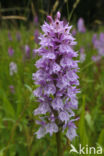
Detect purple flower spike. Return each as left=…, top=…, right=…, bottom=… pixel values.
left=34, top=15, right=38, bottom=25
left=34, top=29, right=39, bottom=44
left=92, top=55, right=101, bottom=62
left=72, top=28, right=77, bottom=37
left=8, top=47, right=14, bottom=56
left=16, top=32, right=21, bottom=41
left=77, top=18, right=86, bottom=33
left=25, top=45, right=30, bottom=59
left=92, top=32, right=104, bottom=61
left=33, top=12, right=80, bottom=140
left=100, top=33, right=104, bottom=42
left=92, top=34, right=97, bottom=45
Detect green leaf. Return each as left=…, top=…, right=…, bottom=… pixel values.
left=98, top=129, right=104, bottom=147
left=24, top=84, right=32, bottom=92
left=1, top=90, right=15, bottom=118
left=79, top=95, right=89, bottom=146
left=85, top=112, right=94, bottom=132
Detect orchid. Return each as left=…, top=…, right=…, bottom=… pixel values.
left=33, top=12, right=80, bottom=141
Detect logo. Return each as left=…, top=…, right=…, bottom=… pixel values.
left=70, top=144, right=102, bottom=155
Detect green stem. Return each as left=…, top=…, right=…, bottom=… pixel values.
left=56, top=131, right=62, bottom=156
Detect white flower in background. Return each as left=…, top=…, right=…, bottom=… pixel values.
left=9, top=62, right=17, bottom=76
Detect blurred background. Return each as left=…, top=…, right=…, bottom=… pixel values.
left=0, top=0, right=104, bottom=156
left=0, top=0, right=104, bottom=27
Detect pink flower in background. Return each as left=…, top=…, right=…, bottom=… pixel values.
left=80, top=47, right=86, bottom=63
left=16, top=32, right=21, bottom=41
left=98, top=33, right=104, bottom=56
left=92, top=34, right=99, bottom=49
left=8, top=47, right=14, bottom=56
left=92, top=33, right=104, bottom=62
left=8, top=32, right=12, bottom=41
left=72, top=28, right=77, bottom=37
left=92, top=55, right=101, bottom=62
left=9, top=85, right=15, bottom=94
left=34, top=29, right=39, bottom=44
left=99, top=33, right=104, bottom=42
left=25, top=45, right=30, bottom=59
left=92, top=34, right=97, bottom=45
left=34, top=15, right=38, bottom=26
left=77, top=18, right=86, bottom=33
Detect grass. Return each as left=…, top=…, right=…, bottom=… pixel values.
left=0, top=24, right=104, bottom=156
